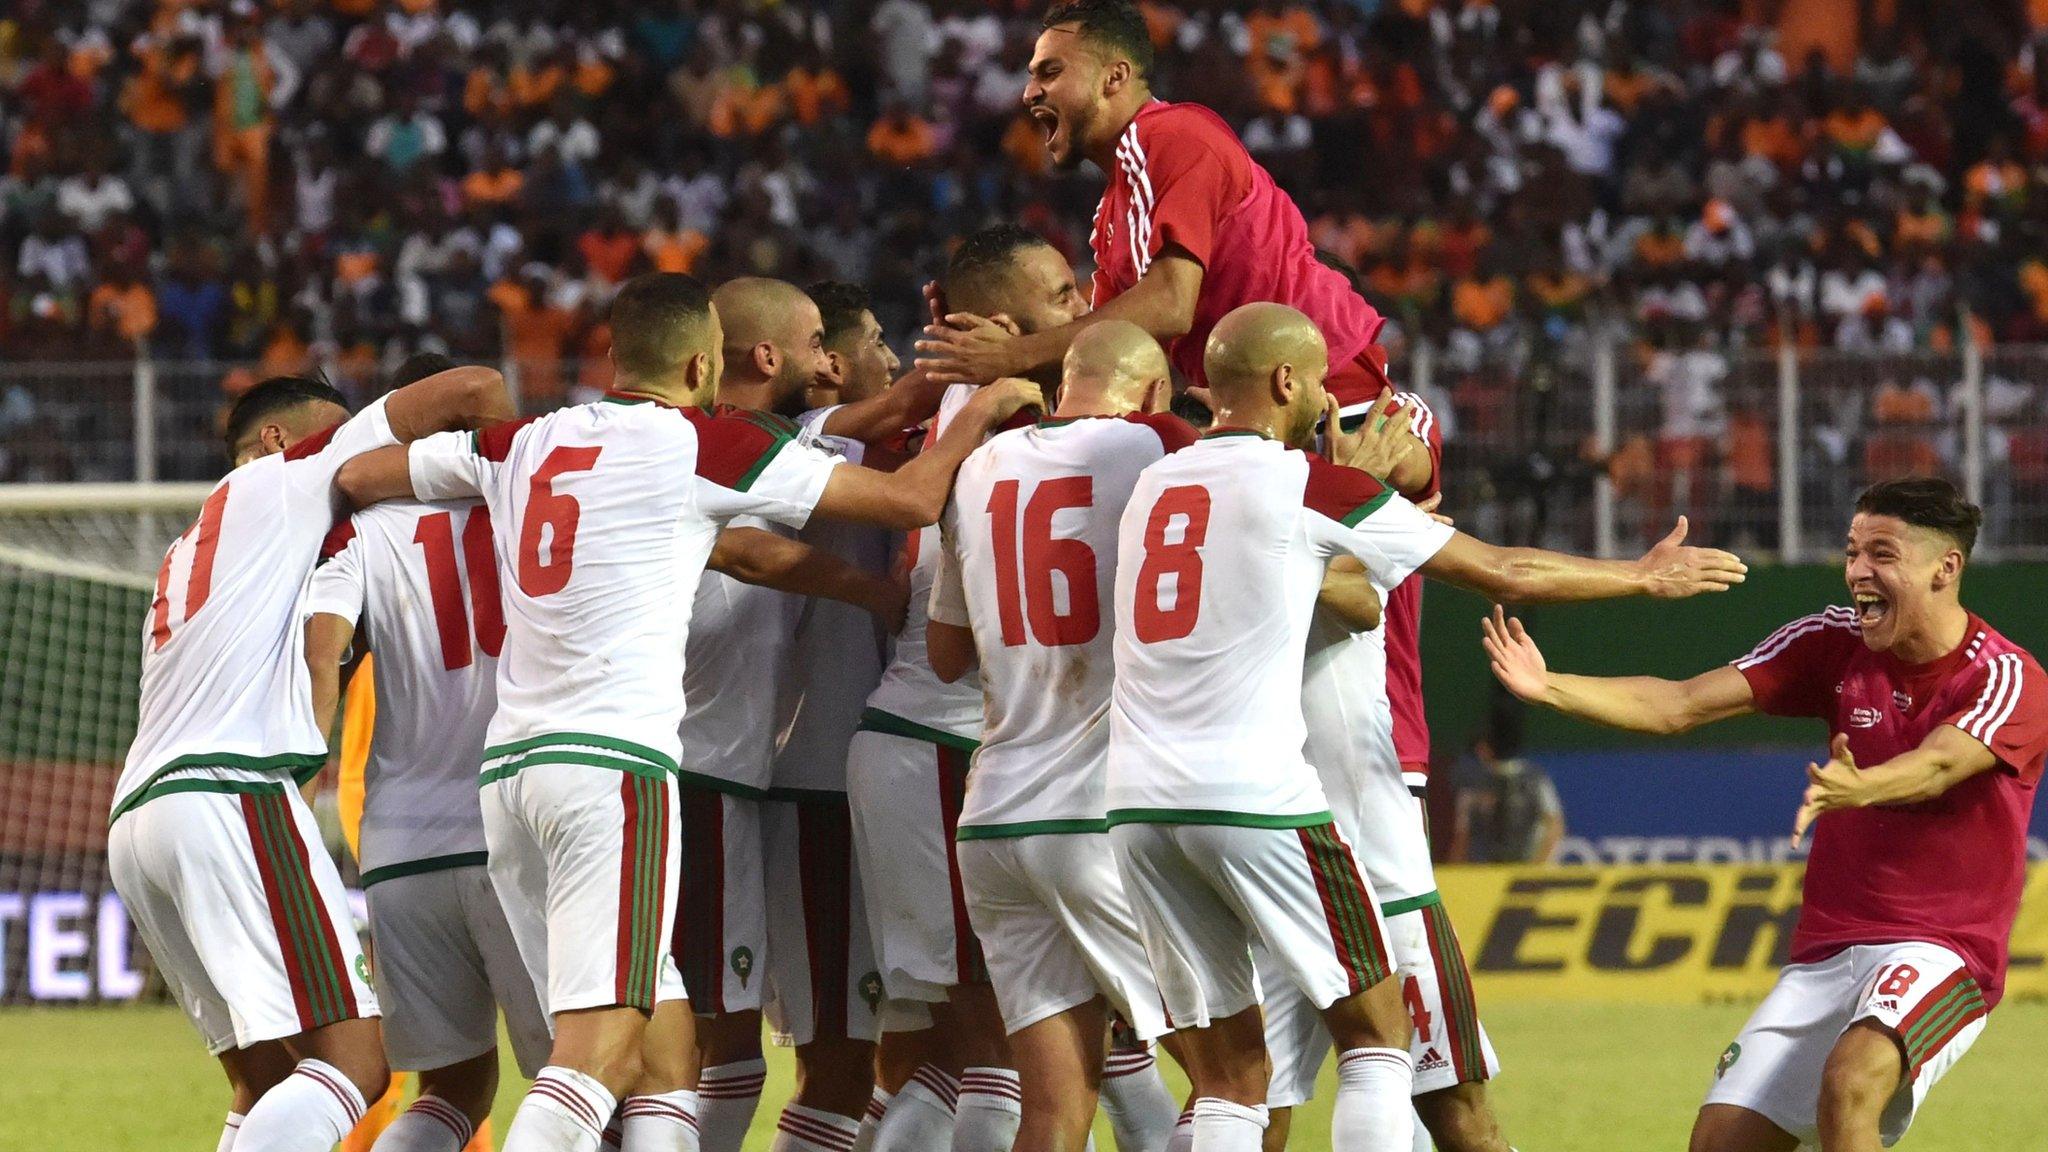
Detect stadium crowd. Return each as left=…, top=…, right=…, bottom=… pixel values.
left=1, top=0, right=2046, bottom=532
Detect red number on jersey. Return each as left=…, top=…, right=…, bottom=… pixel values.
left=986, top=476, right=1101, bottom=647
left=412, top=507, right=504, bottom=669
left=1132, top=484, right=1210, bottom=643
left=517, top=446, right=602, bottom=596
left=1403, top=975, right=1434, bottom=1042
left=1877, top=964, right=1920, bottom=998
left=149, top=483, right=230, bottom=650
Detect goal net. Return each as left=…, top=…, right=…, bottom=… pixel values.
left=0, top=483, right=210, bottom=1005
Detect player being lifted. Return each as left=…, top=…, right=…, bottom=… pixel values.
left=916, top=0, right=1393, bottom=417
left=1105, top=303, right=1746, bottom=1152
left=335, top=273, right=1038, bottom=1152
left=924, top=321, right=1193, bottom=1152
left=110, top=364, right=512, bottom=1152
left=1482, top=477, right=2046, bottom=1152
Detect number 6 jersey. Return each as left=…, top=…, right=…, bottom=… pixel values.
left=407, top=394, right=841, bottom=778
left=1107, top=429, right=1454, bottom=826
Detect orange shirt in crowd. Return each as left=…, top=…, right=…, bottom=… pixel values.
left=489, top=280, right=577, bottom=401
left=462, top=167, right=524, bottom=206
left=710, top=81, right=783, bottom=139
left=126, top=45, right=201, bottom=132
left=88, top=282, right=157, bottom=341
left=868, top=115, right=937, bottom=165
left=1823, top=107, right=1888, bottom=154
left=1452, top=274, right=1515, bottom=331
left=1000, top=113, right=1049, bottom=176
left=464, top=69, right=515, bottom=119
left=784, top=67, right=849, bottom=126
left=578, top=229, right=640, bottom=284
left=1726, top=412, right=1774, bottom=491
left=510, top=62, right=564, bottom=109
left=644, top=227, right=709, bottom=274
left=1742, top=114, right=1807, bottom=168
left=260, top=327, right=312, bottom=377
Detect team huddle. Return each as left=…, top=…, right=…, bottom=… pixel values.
left=104, top=5, right=2047, bottom=1152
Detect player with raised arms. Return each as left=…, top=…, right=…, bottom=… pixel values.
left=1482, top=477, right=2046, bottom=1152
left=333, top=273, right=1038, bottom=1152
left=110, top=362, right=513, bottom=1152
left=1105, top=302, right=1746, bottom=1152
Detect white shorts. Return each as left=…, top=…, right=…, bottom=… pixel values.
left=671, top=785, right=767, bottom=1015
left=108, top=783, right=379, bottom=1054
left=1110, top=820, right=1395, bottom=1031
left=1323, top=762, right=1436, bottom=907
left=958, top=832, right=1170, bottom=1041
left=1703, top=941, right=1989, bottom=1147
left=1258, top=894, right=1499, bottom=1105
left=763, top=793, right=882, bottom=1047
left=481, top=759, right=685, bottom=1016
left=846, top=730, right=984, bottom=1003
left=366, top=863, right=552, bottom=1076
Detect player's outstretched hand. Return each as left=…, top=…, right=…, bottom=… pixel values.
left=916, top=312, right=1024, bottom=385
left=956, top=376, right=1044, bottom=429
left=1481, top=605, right=1548, bottom=702
left=1323, top=389, right=1414, bottom=482
left=1635, top=516, right=1748, bottom=598
left=1792, top=734, right=1861, bottom=847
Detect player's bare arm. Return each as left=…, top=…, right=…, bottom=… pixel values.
left=304, top=611, right=360, bottom=739
left=927, top=619, right=977, bottom=683
left=708, top=526, right=909, bottom=633
left=915, top=250, right=1201, bottom=385
left=1483, top=605, right=1757, bottom=734
left=380, top=364, right=517, bottom=442
left=335, top=444, right=418, bottom=507
left=812, top=377, right=1042, bottom=528
left=816, top=364, right=953, bottom=446
left=1792, top=726, right=2000, bottom=845
left=1423, top=515, right=1747, bottom=604
left=1318, top=557, right=1383, bottom=632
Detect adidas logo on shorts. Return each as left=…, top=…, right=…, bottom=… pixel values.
left=1417, top=1047, right=1449, bottom=1073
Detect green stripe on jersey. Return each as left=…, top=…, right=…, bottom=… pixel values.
left=1105, top=808, right=1335, bottom=829
left=856, top=708, right=980, bottom=752
left=956, top=818, right=1110, bottom=840
left=360, top=851, right=490, bottom=888
left=110, top=753, right=324, bottom=824
left=483, top=732, right=678, bottom=773
left=480, top=748, right=672, bottom=786
left=1341, top=487, right=1394, bottom=527
left=1379, top=890, right=1442, bottom=918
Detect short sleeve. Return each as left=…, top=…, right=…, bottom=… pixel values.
left=410, top=427, right=498, bottom=502
left=1731, top=610, right=1858, bottom=718
left=304, top=521, right=367, bottom=626
left=1313, top=484, right=1456, bottom=588
left=927, top=511, right=969, bottom=628
left=1136, top=110, right=1252, bottom=268
left=693, top=410, right=838, bottom=529
left=281, top=395, right=397, bottom=506
left=1943, top=652, right=2048, bottom=782
left=1394, top=390, right=1445, bottom=503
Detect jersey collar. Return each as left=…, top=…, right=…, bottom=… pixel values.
left=1202, top=426, right=1270, bottom=441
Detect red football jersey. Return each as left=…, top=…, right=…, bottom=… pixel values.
left=1735, top=607, right=2048, bottom=1006
left=1088, top=100, right=1385, bottom=401
left=1380, top=393, right=1444, bottom=773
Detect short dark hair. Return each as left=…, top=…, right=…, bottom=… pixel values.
left=224, top=375, right=348, bottom=456
left=391, top=352, right=457, bottom=389
left=1855, top=477, right=1984, bottom=558
left=944, top=224, right=1053, bottom=307
left=807, top=281, right=873, bottom=348
left=609, top=272, right=714, bottom=379
left=1042, top=0, right=1155, bottom=79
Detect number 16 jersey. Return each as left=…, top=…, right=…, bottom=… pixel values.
left=1107, top=430, right=1453, bottom=826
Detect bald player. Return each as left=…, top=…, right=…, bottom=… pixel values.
left=925, top=321, right=1193, bottom=1152
left=1106, top=304, right=1748, bottom=1152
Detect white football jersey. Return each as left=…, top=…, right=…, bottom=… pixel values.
left=408, top=396, right=839, bottom=777
left=677, top=516, right=802, bottom=794
left=931, top=413, right=1197, bottom=836
left=115, top=397, right=397, bottom=821
left=303, top=497, right=502, bottom=879
left=1106, top=431, right=1453, bottom=823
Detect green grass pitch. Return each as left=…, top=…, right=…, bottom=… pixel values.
left=4, top=1002, right=2044, bottom=1148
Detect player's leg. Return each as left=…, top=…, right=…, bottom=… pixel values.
left=1395, top=899, right=1507, bottom=1152
left=1688, top=1106, right=1801, bottom=1152
left=674, top=787, right=770, bottom=1152
left=1099, top=1025, right=1181, bottom=1152
left=862, top=1009, right=946, bottom=1151
left=1815, top=942, right=1989, bottom=1152
left=1693, top=952, right=1855, bottom=1152
left=1251, top=951, right=1327, bottom=1152
left=621, top=989, right=703, bottom=1152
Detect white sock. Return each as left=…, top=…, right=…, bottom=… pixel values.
left=1332, top=1048, right=1416, bottom=1152
left=1410, top=1108, right=1433, bottom=1152
left=504, top=1065, right=617, bottom=1152
left=623, top=1088, right=701, bottom=1152
left=217, top=1111, right=245, bottom=1152
left=601, top=1113, right=626, bottom=1152
left=953, top=1067, right=1021, bottom=1152
left=1100, top=1047, right=1179, bottom=1152
left=1165, top=1108, right=1194, bottom=1152
left=853, top=1087, right=892, bottom=1152
left=697, top=1059, right=767, bottom=1152
left=235, top=1060, right=367, bottom=1152
left=871, top=1066, right=958, bottom=1152
left=372, top=1094, right=475, bottom=1152
left=1189, top=1099, right=1266, bottom=1152
left=773, top=1101, right=862, bottom=1151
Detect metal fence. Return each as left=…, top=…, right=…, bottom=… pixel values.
left=2, top=339, right=2042, bottom=560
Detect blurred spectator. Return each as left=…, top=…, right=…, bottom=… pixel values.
left=1450, top=701, right=1565, bottom=865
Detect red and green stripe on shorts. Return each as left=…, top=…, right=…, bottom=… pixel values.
left=1296, top=822, right=1393, bottom=995
left=1895, top=968, right=1988, bottom=1080
left=241, top=787, right=362, bottom=1032
left=615, top=773, right=672, bottom=1012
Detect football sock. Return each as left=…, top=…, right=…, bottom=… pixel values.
left=1333, top=1048, right=1416, bottom=1152
left=1165, top=1108, right=1194, bottom=1152
left=236, top=1060, right=366, bottom=1152
left=1189, top=1099, right=1266, bottom=1152
left=953, top=1067, right=1021, bottom=1152
left=1409, top=1109, right=1432, bottom=1152
left=622, top=1088, right=701, bottom=1152
left=600, top=1113, right=625, bottom=1152
left=871, top=1065, right=957, bottom=1152
left=852, top=1087, right=891, bottom=1152
left=772, top=1102, right=862, bottom=1152
left=697, top=1059, right=767, bottom=1152
left=502, top=1066, right=616, bottom=1152
left=1100, top=1046, right=1178, bottom=1152
left=371, top=1094, right=474, bottom=1152
left=216, top=1110, right=245, bottom=1152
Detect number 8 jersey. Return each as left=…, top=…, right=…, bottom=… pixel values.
left=1107, top=429, right=1454, bottom=826
left=407, top=394, right=841, bottom=777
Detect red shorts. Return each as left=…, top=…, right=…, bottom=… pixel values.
left=1326, top=344, right=1396, bottom=412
